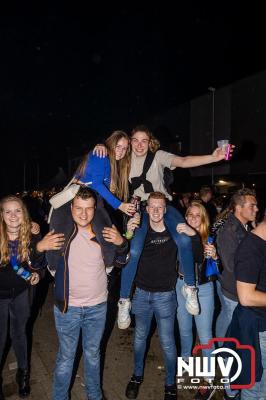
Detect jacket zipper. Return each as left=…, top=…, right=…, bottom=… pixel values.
left=62, top=225, right=77, bottom=313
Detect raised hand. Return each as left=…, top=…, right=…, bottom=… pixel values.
left=92, top=144, right=108, bottom=158
left=36, top=230, right=65, bottom=253
left=31, top=222, right=40, bottom=235
left=176, top=223, right=196, bottom=237
left=118, top=202, right=136, bottom=216
left=102, top=224, right=124, bottom=246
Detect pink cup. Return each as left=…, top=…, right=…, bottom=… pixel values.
left=217, top=140, right=231, bottom=160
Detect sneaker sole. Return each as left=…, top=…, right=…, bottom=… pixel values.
left=185, top=304, right=199, bottom=315
left=181, top=286, right=200, bottom=315
left=118, top=318, right=131, bottom=329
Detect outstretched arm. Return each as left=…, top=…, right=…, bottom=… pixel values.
left=170, top=146, right=234, bottom=168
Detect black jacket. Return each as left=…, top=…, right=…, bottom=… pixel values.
left=52, top=223, right=129, bottom=313
left=216, top=213, right=248, bottom=301
left=0, top=234, right=46, bottom=299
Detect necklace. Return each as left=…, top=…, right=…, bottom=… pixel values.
left=7, top=228, right=20, bottom=234
left=7, top=229, right=19, bottom=240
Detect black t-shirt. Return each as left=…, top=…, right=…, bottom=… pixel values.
left=235, top=232, right=266, bottom=318
left=135, top=226, right=177, bottom=292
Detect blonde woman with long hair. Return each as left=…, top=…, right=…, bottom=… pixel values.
left=176, top=201, right=218, bottom=400
left=0, top=195, right=64, bottom=400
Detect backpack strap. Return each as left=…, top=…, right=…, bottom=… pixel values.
left=129, top=151, right=155, bottom=196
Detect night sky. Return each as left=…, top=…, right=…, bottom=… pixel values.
left=1, top=6, right=265, bottom=193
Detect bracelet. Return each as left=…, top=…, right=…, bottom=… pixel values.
left=124, top=231, right=133, bottom=240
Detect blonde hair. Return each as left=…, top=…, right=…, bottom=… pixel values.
left=185, top=201, right=210, bottom=244
left=75, top=131, right=131, bottom=202
left=0, top=196, right=31, bottom=265
left=131, top=125, right=160, bottom=153
left=105, top=130, right=131, bottom=201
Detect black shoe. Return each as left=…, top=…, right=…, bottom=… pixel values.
left=0, top=377, right=5, bottom=400
left=125, top=375, right=143, bottom=399
left=223, top=390, right=240, bottom=400
left=16, top=369, right=30, bottom=398
left=164, top=384, right=177, bottom=400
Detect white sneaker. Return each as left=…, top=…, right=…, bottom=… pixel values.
left=106, top=266, right=114, bottom=275
left=117, top=298, right=131, bottom=329
left=181, top=284, right=199, bottom=315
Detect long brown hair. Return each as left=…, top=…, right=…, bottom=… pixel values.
left=105, top=130, right=131, bottom=201
left=0, top=196, right=31, bottom=265
left=75, top=130, right=131, bottom=202
left=185, top=201, right=210, bottom=244
left=131, top=125, right=160, bottom=153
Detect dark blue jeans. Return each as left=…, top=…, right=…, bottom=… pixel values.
left=120, top=205, right=195, bottom=298
left=0, top=290, right=30, bottom=371
left=132, top=288, right=177, bottom=385
left=53, top=302, right=107, bottom=400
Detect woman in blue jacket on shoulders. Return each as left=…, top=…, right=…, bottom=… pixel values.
left=48, top=130, right=134, bottom=268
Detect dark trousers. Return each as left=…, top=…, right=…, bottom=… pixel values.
left=0, top=290, right=30, bottom=371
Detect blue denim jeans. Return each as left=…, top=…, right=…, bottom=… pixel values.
left=241, top=330, right=266, bottom=399
left=215, top=280, right=238, bottom=339
left=52, top=302, right=107, bottom=400
left=120, top=205, right=195, bottom=298
left=215, top=280, right=239, bottom=397
left=176, top=279, right=215, bottom=379
left=131, top=287, right=177, bottom=386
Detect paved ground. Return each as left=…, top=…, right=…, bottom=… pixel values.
left=2, top=275, right=224, bottom=399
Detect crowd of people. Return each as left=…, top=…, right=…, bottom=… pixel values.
left=0, top=125, right=265, bottom=400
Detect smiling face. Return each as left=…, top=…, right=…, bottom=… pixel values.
left=114, top=137, right=129, bottom=160
left=2, top=200, right=24, bottom=231
left=71, top=196, right=96, bottom=229
left=131, top=131, right=150, bottom=157
left=186, top=205, right=202, bottom=231
left=146, top=197, right=166, bottom=224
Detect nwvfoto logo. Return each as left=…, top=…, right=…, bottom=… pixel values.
left=177, top=338, right=256, bottom=389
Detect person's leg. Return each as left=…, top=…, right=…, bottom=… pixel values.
left=118, top=214, right=148, bottom=329
left=82, top=302, right=107, bottom=400
left=92, top=200, right=116, bottom=267
left=215, top=281, right=238, bottom=340
left=215, top=281, right=239, bottom=398
left=176, top=279, right=193, bottom=359
left=194, top=283, right=215, bottom=379
left=131, top=288, right=153, bottom=378
left=153, top=290, right=177, bottom=386
left=47, top=202, right=74, bottom=269
left=241, top=330, right=266, bottom=399
left=165, top=205, right=199, bottom=317
left=0, top=297, right=10, bottom=394
left=0, top=298, right=10, bottom=364
left=120, top=213, right=148, bottom=298
left=9, top=290, right=30, bottom=370
left=164, top=205, right=195, bottom=286
left=9, top=290, right=31, bottom=397
left=52, top=306, right=81, bottom=400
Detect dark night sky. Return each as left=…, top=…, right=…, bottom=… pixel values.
left=1, top=6, right=266, bottom=192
